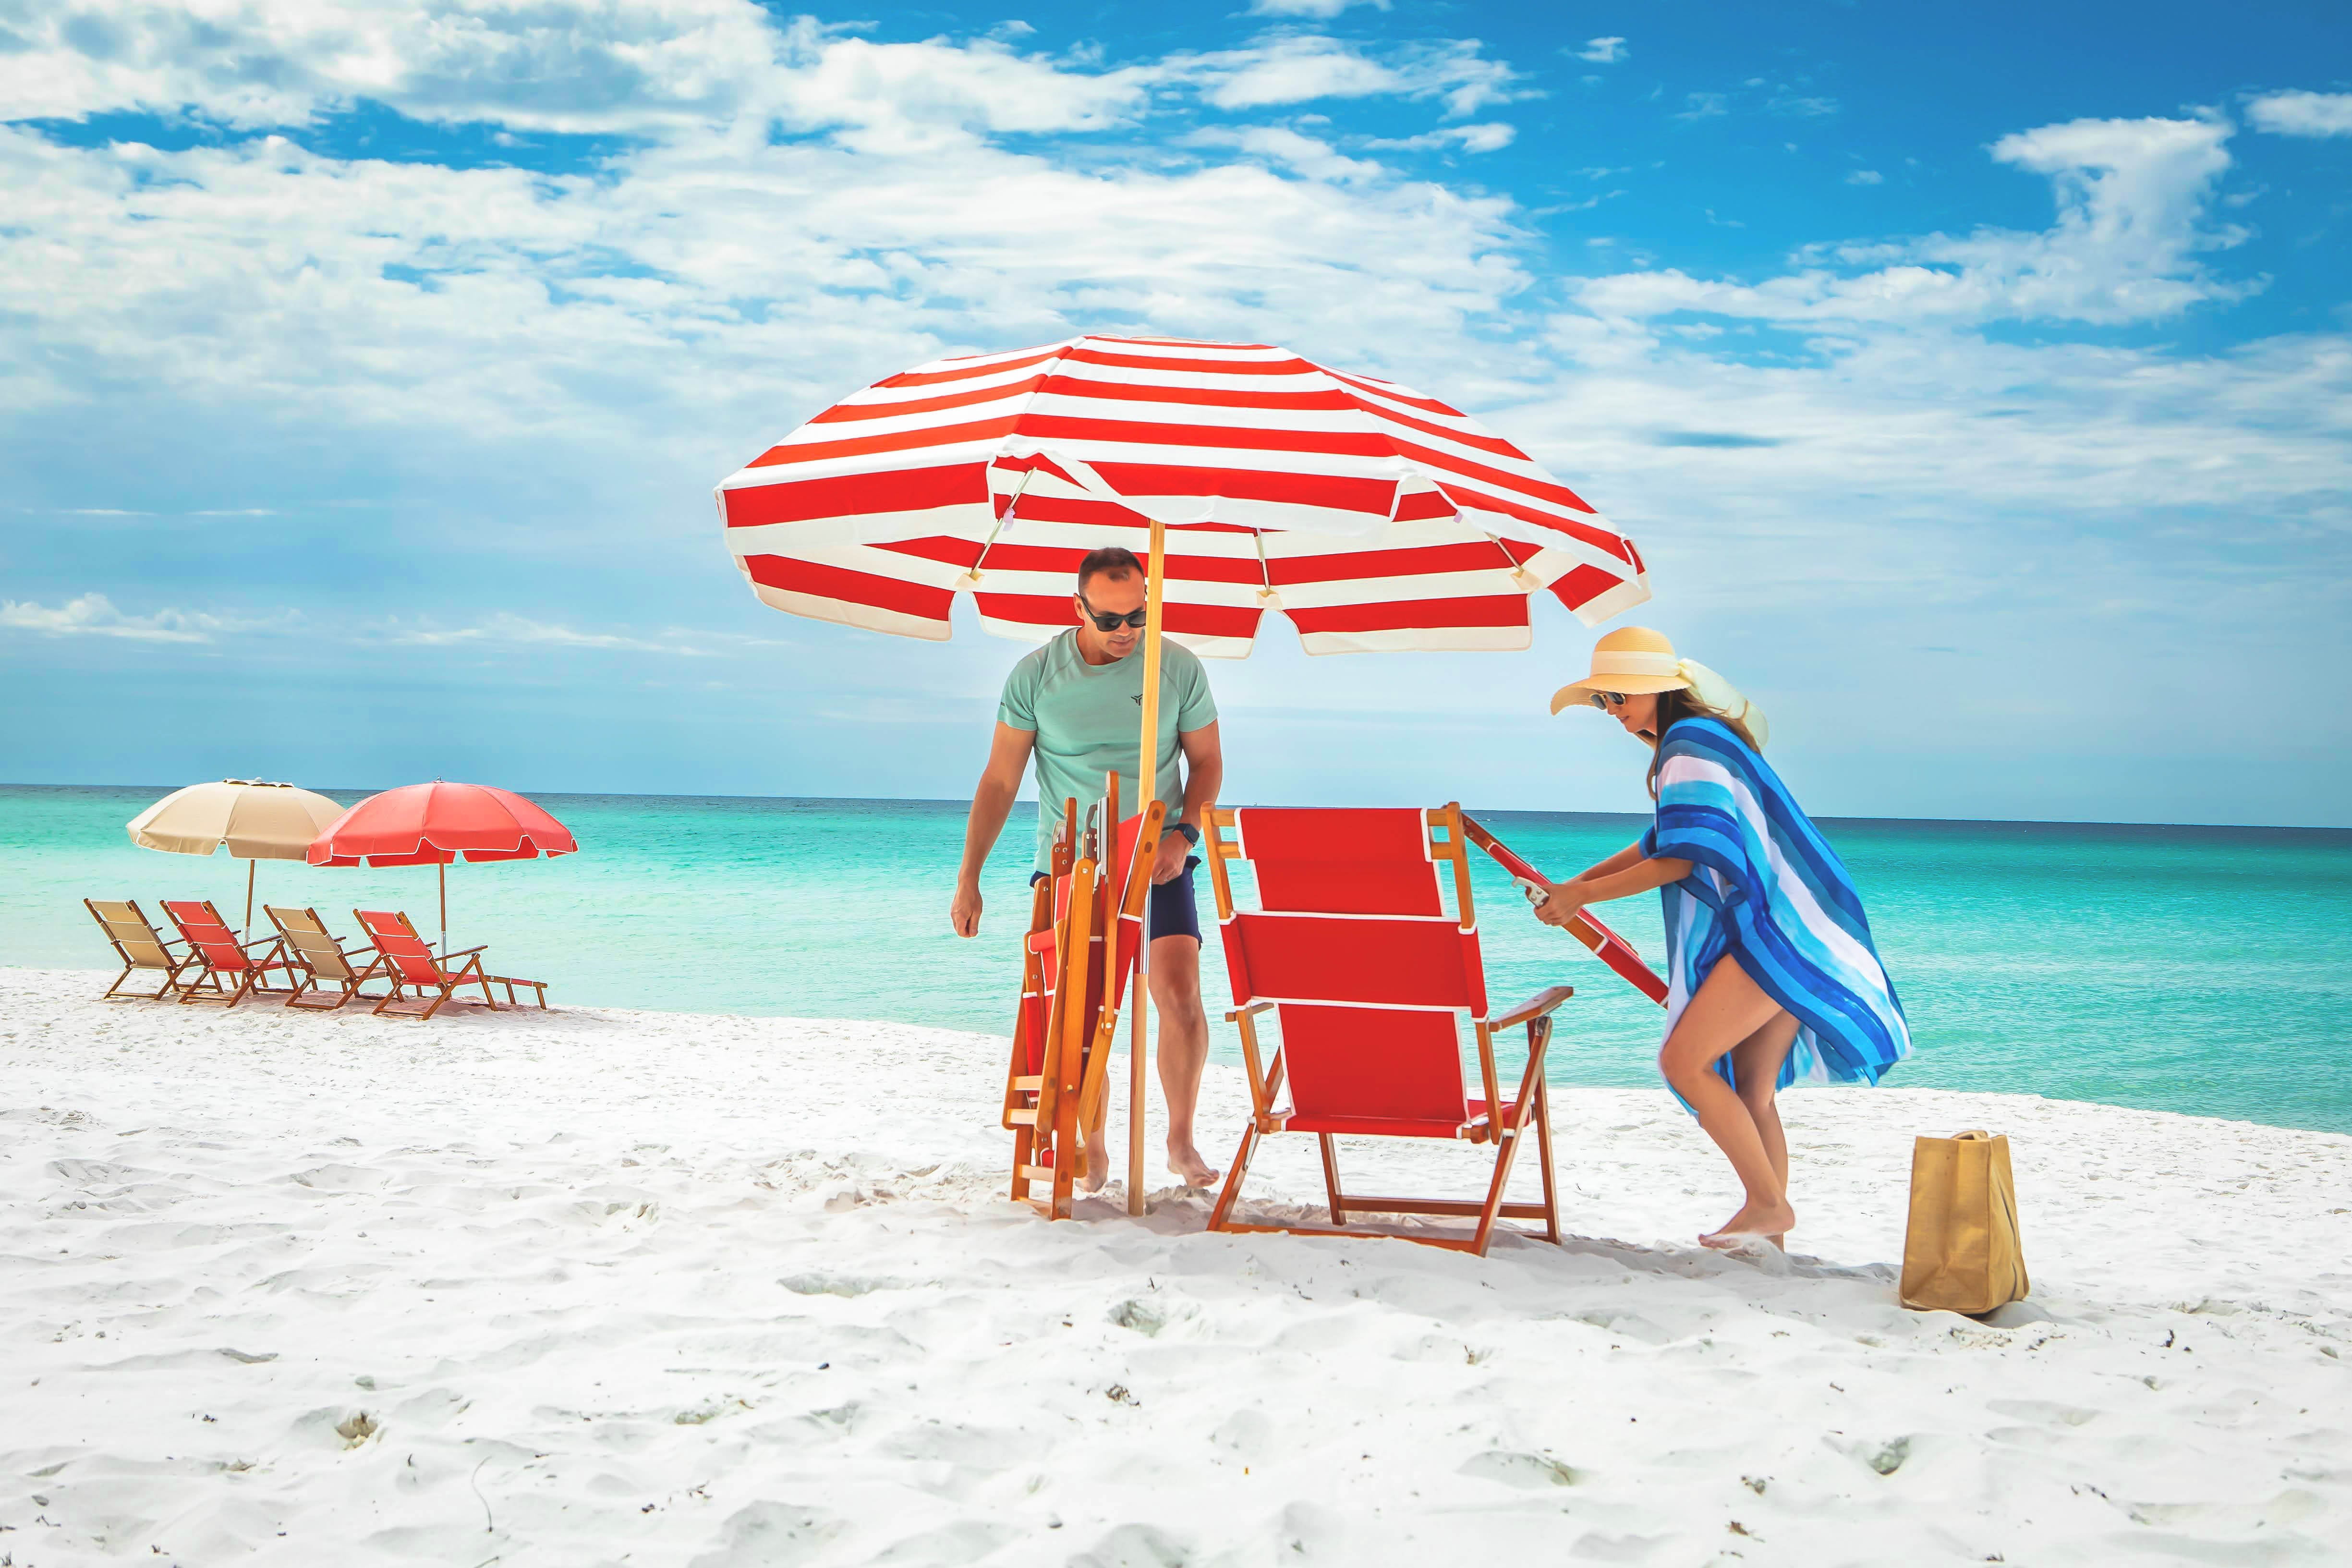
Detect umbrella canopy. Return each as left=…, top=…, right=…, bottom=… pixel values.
left=128, top=779, right=347, bottom=860
left=715, top=335, right=1651, bottom=657
left=307, top=782, right=577, bottom=867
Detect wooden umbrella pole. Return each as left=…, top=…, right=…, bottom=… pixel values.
left=1129, top=518, right=1166, bottom=1217
left=243, top=861, right=255, bottom=943
left=438, top=861, right=448, bottom=962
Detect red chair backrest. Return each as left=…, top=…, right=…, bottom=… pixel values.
left=356, top=911, right=438, bottom=984
left=163, top=900, right=250, bottom=971
left=1219, top=809, right=1491, bottom=1130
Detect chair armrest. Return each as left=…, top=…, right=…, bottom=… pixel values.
left=1225, top=999, right=1274, bottom=1023
left=1491, top=986, right=1575, bottom=1031
left=442, top=945, right=490, bottom=957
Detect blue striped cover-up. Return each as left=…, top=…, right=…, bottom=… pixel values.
left=1638, top=717, right=1912, bottom=1097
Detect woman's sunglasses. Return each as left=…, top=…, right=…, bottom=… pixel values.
left=1588, top=691, right=1628, bottom=710
left=1079, top=595, right=1149, bottom=632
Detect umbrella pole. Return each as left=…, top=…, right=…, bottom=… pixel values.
left=439, top=862, right=448, bottom=962
left=243, top=861, right=255, bottom=943
left=1129, top=518, right=1166, bottom=1217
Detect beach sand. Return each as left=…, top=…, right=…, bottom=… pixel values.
left=3, top=965, right=2348, bottom=1564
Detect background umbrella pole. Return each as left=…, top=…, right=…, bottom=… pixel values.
left=438, top=862, right=448, bottom=962
left=243, top=861, right=255, bottom=943
left=1129, top=518, right=1166, bottom=1216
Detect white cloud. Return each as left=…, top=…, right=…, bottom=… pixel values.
left=1179, top=35, right=1523, bottom=118
left=1581, top=117, right=2248, bottom=327
left=383, top=613, right=780, bottom=656
left=1245, top=0, right=1390, bottom=15
left=1847, top=169, right=1883, bottom=185
left=0, top=593, right=292, bottom=642
left=2244, top=90, right=2352, bottom=138
left=1676, top=92, right=1729, bottom=121
left=1363, top=122, right=1516, bottom=154
left=1576, top=37, right=1627, bottom=65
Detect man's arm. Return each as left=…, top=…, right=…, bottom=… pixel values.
left=1152, top=719, right=1223, bottom=884
left=952, top=722, right=1035, bottom=936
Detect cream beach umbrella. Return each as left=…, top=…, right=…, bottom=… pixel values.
left=127, top=780, right=349, bottom=938
left=714, top=335, right=1654, bottom=1211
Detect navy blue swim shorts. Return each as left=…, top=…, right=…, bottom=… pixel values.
left=1031, top=855, right=1202, bottom=946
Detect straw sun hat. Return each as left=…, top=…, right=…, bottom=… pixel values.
left=1550, top=626, right=1771, bottom=747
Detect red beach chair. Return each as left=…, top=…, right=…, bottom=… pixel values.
left=86, top=899, right=196, bottom=1001
left=160, top=899, right=298, bottom=1007
left=1002, top=779, right=1164, bottom=1218
left=1202, top=804, right=1572, bottom=1255
left=354, top=909, right=500, bottom=1019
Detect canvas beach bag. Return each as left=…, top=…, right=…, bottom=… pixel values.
left=1899, top=1130, right=2029, bottom=1314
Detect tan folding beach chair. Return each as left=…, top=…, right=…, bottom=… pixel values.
left=86, top=899, right=196, bottom=1001
left=160, top=899, right=298, bottom=1007
left=265, top=905, right=388, bottom=1010
left=354, top=909, right=546, bottom=1018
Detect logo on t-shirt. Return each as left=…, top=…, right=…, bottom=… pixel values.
left=1130, top=694, right=1143, bottom=705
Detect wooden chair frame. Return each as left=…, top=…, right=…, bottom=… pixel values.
left=86, top=899, right=196, bottom=1002
left=356, top=909, right=499, bottom=1020
left=265, top=905, right=390, bottom=1010
left=161, top=899, right=298, bottom=1008
left=1002, top=778, right=1164, bottom=1219
left=1201, top=802, right=1570, bottom=1256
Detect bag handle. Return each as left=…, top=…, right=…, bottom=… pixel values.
left=1952, top=1129, right=1991, bottom=1141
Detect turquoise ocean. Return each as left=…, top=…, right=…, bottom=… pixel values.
left=6, top=785, right=2349, bottom=1134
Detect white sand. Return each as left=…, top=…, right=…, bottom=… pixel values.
left=3, top=966, right=2349, bottom=1566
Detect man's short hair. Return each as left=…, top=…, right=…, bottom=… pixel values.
left=1077, top=545, right=1144, bottom=594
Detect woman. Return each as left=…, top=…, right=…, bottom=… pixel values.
left=1531, top=627, right=1910, bottom=1250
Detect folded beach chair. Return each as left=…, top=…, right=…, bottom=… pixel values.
left=353, top=909, right=546, bottom=1018
left=85, top=898, right=196, bottom=1001
left=1003, top=779, right=1164, bottom=1219
left=160, top=898, right=298, bottom=1007
left=264, top=905, right=388, bottom=1010
left=1202, top=804, right=1572, bottom=1255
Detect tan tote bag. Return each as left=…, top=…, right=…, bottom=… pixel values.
left=1899, top=1130, right=2029, bottom=1314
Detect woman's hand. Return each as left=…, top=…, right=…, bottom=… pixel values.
left=1532, top=879, right=1588, bottom=929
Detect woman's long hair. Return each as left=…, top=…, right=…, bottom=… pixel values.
left=1645, top=687, right=1761, bottom=798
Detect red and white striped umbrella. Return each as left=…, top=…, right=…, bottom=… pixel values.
left=715, top=336, right=1650, bottom=656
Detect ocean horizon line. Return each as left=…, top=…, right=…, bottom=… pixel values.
left=9, top=781, right=2349, bottom=840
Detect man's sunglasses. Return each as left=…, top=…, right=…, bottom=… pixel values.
left=1079, top=595, right=1149, bottom=632
left=1588, top=691, right=1628, bottom=711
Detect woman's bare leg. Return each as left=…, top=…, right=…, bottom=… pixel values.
left=1728, top=1011, right=1800, bottom=1245
left=1658, top=954, right=1796, bottom=1246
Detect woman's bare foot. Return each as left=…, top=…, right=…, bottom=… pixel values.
left=1167, top=1139, right=1218, bottom=1188
left=1700, top=1199, right=1794, bottom=1250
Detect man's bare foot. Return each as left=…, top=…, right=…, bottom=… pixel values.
left=1166, top=1140, right=1218, bottom=1188
left=1079, top=1138, right=1111, bottom=1193
left=1699, top=1199, right=1794, bottom=1250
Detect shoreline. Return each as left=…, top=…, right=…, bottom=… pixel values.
left=14, top=960, right=2347, bottom=1141
left=4, top=966, right=2349, bottom=1560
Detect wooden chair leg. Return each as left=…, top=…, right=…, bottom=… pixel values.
left=1469, top=1116, right=1530, bottom=1257
left=1317, top=1134, right=1348, bottom=1226
left=1533, top=1076, right=1562, bottom=1244
left=1207, top=1125, right=1260, bottom=1232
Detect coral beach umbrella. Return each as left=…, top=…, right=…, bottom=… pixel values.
left=307, top=782, right=577, bottom=958
left=127, top=779, right=349, bottom=938
left=714, top=335, right=1654, bottom=1211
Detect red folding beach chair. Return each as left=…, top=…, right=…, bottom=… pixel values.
left=353, top=909, right=500, bottom=1019
left=160, top=899, right=298, bottom=1007
left=1202, top=804, right=1573, bottom=1255
left=1002, top=780, right=1164, bottom=1218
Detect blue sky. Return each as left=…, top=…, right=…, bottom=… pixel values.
left=2, top=0, right=2348, bottom=825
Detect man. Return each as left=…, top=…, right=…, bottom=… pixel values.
left=950, top=545, right=1224, bottom=1190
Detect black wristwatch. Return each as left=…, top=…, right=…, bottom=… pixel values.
left=1172, top=820, right=1201, bottom=847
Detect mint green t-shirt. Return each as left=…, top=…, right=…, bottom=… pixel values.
left=999, top=631, right=1218, bottom=874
